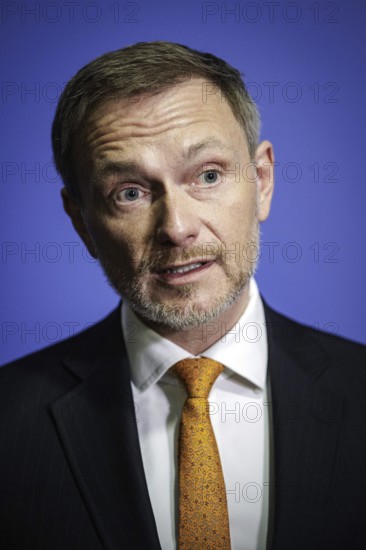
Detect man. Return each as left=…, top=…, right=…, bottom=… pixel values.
left=0, top=42, right=365, bottom=550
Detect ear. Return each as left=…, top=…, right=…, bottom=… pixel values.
left=61, top=187, right=98, bottom=259
left=255, top=140, right=275, bottom=222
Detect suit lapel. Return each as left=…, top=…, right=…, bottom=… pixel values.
left=49, top=299, right=346, bottom=548
left=50, top=306, right=161, bottom=550
left=263, top=303, right=346, bottom=549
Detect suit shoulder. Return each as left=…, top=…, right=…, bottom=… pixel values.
left=263, top=301, right=366, bottom=386
left=0, top=305, right=121, bottom=394
left=264, top=300, right=365, bottom=350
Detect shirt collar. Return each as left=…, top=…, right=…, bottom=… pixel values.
left=121, top=278, right=267, bottom=394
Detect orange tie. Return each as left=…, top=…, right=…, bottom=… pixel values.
left=172, top=358, right=231, bottom=549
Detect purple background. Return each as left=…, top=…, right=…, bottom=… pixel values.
left=1, top=0, right=365, bottom=365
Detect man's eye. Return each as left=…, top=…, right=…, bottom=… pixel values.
left=115, top=187, right=142, bottom=202
left=199, top=170, right=220, bottom=185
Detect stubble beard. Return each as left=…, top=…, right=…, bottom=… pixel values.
left=96, top=222, right=260, bottom=331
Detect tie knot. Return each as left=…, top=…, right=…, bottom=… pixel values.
left=171, top=358, right=224, bottom=398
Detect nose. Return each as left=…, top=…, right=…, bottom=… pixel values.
left=155, top=187, right=200, bottom=247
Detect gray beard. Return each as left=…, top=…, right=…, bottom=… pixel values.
left=96, top=224, right=260, bottom=331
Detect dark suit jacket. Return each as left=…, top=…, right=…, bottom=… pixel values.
left=0, top=300, right=365, bottom=550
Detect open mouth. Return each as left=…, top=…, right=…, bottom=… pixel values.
left=163, top=262, right=205, bottom=274
left=155, top=260, right=215, bottom=282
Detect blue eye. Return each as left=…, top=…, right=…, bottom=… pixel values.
left=116, top=187, right=141, bottom=202
left=201, top=170, right=219, bottom=184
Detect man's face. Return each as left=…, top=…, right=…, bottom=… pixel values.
left=64, top=78, right=274, bottom=331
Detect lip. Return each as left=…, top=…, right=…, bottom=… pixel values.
left=154, top=260, right=215, bottom=284
left=156, top=259, right=215, bottom=273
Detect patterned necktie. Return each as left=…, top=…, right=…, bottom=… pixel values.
left=172, top=357, right=231, bottom=549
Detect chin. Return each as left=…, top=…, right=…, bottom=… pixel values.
left=129, top=285, right=247, bottom=331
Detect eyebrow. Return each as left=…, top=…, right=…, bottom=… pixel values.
left=92, top=161, right=142, bottom=186
left=183, top=137, right=238, bottom=159
left=92, top=137, right=238, bottom=184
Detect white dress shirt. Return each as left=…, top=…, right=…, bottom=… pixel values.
left=121, top=278, right=270, bottom=550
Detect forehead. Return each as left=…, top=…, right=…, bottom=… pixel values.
left=81, top=78, right=248, bottom=168
left=87, top=78, right=243, bottom=137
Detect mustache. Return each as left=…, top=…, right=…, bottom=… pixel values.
left=96, top=228, right=260, bottom=274
left=136, top=244, right=223, bottom=274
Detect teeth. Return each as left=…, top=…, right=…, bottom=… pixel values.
left=166, top=262, right=203, bottom=274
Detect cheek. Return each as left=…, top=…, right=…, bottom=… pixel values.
left=215, top=199, right=257, bottom=239
left=93, top=222, right=148, bottom=269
